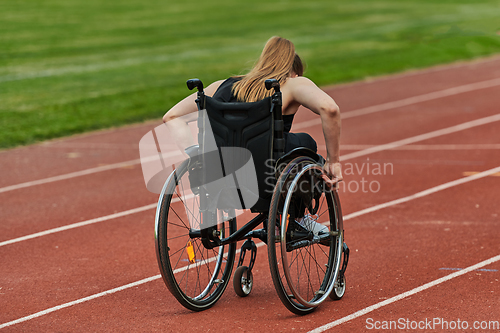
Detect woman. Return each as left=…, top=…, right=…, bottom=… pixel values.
left=163, top=36, right=342, bottom=186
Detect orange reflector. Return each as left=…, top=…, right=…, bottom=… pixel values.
left=186, top=240, right=196, bottom=264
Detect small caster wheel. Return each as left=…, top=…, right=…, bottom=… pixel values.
left=330, top=274, right=346, bottom=300
left=233, top=266, right=253, bottom=297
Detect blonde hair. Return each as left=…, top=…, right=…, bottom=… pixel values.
left=232, top=36, right=304, bottom=102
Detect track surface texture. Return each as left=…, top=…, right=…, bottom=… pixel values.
left=1, top=56, right=500, bottom=332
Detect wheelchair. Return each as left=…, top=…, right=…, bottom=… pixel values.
left=154, top=78, right=349, bottom=315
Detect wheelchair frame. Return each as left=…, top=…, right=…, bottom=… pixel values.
left=154, top=78, right=349, bottom=315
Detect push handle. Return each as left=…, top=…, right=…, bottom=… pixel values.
left=265, top=79, right=284, bottom=159
left=187, top=79, right=204, bottom=92
left=265, top=79, right=280, bottom=92
left=186, top=79, right=205, bottom=110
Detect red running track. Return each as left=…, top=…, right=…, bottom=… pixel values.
left=1, top=55, right=500, bottom=332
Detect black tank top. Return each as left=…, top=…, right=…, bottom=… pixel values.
left=212, top=77, right=294, bottom=133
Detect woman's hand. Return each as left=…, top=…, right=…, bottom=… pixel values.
left=322, top=161, right=343, bottom=189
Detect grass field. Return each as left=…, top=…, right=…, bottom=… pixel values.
left=1, top=0, right=500, bottom=149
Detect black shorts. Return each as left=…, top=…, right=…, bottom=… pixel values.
left=283, top=132, right=317, bottom=153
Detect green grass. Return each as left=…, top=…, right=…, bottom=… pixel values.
left=1, top=0, right=500, bottom=148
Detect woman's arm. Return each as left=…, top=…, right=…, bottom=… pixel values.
left=163, top=80, right=225, bottom=122
left=288, top=77, right=342, bottom=185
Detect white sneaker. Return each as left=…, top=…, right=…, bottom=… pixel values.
left=296, top=214, right=328, bottom=236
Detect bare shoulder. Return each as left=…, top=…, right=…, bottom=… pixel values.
left=284, top=76, right=319, bottom=93
left=288, top=76, right=317, bottom=86
left=282, top=76, right=336, bottom=114
left=283, top=76, right=322, bottom=96
left=205, top=80, right=225, bottom=95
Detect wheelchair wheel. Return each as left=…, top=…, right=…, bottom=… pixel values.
left=330, top=274, right=346, bottom=300
left=233, top=266, right=253, bottom=297
left=268, top=156, right=344, bottom=315
left=155, top=160, right=237, bottom=311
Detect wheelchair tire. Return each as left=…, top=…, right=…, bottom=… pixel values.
left=155, top=160, right=237, bottom=311
left=268, top=156, right=344, bottom=315
left=233, top=266, right=253, bottom=297
left=330, top=274, right=346, bottom=300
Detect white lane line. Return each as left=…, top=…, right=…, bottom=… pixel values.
left=336, top=144, right=500, bottom=151
left=0, top=152, right=180, bottom=194
left=439, top=268, right=498, bottom=272
left=342, top=77, right=500, bottom=119
left=0, top=193, right=192, bottom=248
left=342, top=165, right=500, bottom=221
left=40, top=142, right=141, bottom=150
left=293, top=77, right=500, bottom=130
left=1, top=76, right=499, bottom=194
left=339, top=113, right=500, bottom=161
left=2, top=115, right=500, bottom=247
left=0, top=158, right=141, bottom=194
left=0, top=204, right=157, bottom=247
left=0, top=241, right=266, bottom=330
left=42, top=143, right=500, bottom=152
left=0, top=275, right=162, bottom=330
left=1, top=165, right=498, bottom=329
left=308, top=253, right=500, bottom=333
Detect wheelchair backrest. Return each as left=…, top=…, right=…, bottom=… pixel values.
left=200, top=94, right=284, bottom=212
